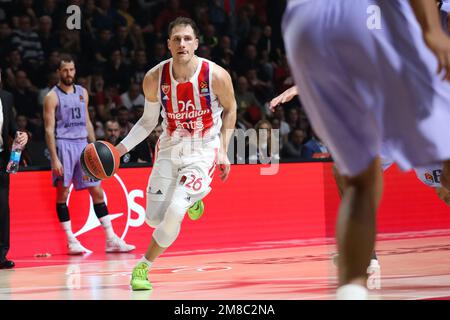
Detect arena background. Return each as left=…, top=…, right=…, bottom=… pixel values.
left=8, top=163, right=450, bottom=260
left=1, top=0, right=449, bottom=265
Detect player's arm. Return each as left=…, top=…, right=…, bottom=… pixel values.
left=43, top=91, right=63, bottom=176
left=116, top=68, right=160, bottom=157
left=435, top=187, right=450, bottom=206
left=269, top=85, right=299, bottom=111
left=409, top=0, right=450, bottom=79
left=83, top=88, right=95, bottom=143
left=213, top=64, right=237, bottom=182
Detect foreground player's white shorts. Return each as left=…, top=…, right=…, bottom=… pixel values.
left=147, top=136, right=219, bottom=204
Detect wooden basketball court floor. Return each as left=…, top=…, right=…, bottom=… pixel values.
left=1, top=230, right=450, bottom=300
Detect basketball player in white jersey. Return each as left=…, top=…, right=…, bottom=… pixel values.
left=115, top=17, right=237, bottom=290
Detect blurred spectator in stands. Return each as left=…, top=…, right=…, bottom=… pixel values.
left=132, top=124, right=163, bottom=163
left=147, top=41, right=168, bottom=67
left=12, top=70, right=38, bottom=118
left=129, top=24, right=146, bottom=52
left=114, top=25, right=134, bottom=64
left=12, top=70, right=44, bottom=140
left=302, top=131, right=331, bottom=160
left=286, top=107, right=301, bottom=130
left=258, top=25, right=274, bottom=57
left=81, top=0, right=97, bottom=36
left=208, top=0, right=228, bottom=35
left=93, top=28, right=115, bottom=65
left=272, top=106, right=291, bottom=142
left=37, top=71, right=58, bottom=107
left=200, top=24, right=218, bottom=49
left=270, top=117, right=287, bottom=148
left=88, top=105, right=105, bottom=139
left=37, top=49, right=59, bottom=81
left=273, top=53, right=294, bottom=94
left=104, top=49, right=131, bottom=93
left=37, top=16, right=58, bottom=59
left=130, top=49, right=149, bottom=84
left=154, top=0, right=191, bottom=36
left=198, top=44, right=212, bottom=60
left=95, top=82, right=122, bottom=121
left=11, top=15, right=44, bottom=68
left=212, top=35, right=234, bottom=67
left=235, top=5, right=251, bottom=46
left=12, top=0, right=38, bottom=27
left=130, top=104, right=144, bottom=124
left=120, top=83, right=145, bottom=110
left=117, top=0, right=135, bottom=28
left=104, top=119, right=121, bottom=146
left=235, top=76, right=262, bottom=128
left=57, top=30, right=81, bottom=61
left=192, top=1, right=209, bottom=31
left=259, top=49, right=274, bottom=85
left=124, top=124, right=163, bottom=164
left=36, top=0, right=61, bottom=28
left=245, top=68, right=273, bottom=105
left=281, top=128, right=307, bottom=162
left=116, top=106, right=134, bottom=137
left=3, top=49, right=24, bottom=90
left=298, top=108, right=311, bottom=134
left=92, top=0, right=126, bottom=31
left=0, top=22, right=14, bottom=63
left=234, top=44, right=259, bottom=76
left=248, top=119, right=280, bottom=164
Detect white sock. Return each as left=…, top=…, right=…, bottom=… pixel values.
left=99, top=215, right=116, bottom=240
left=139, top=256, right=153, bottom=268
left=61, top=221, right=77, bottom=242
left=336, top=284, right=368, bottom=300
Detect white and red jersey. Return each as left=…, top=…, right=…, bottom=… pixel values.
left=156, top=57, right=223, bottom=141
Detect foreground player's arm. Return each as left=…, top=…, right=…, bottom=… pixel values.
left=213, top=65, right=237, bottom=182
left=269, top=85, right=298, bottom=111
left=436, top=187, right=450, bottom=206
left=409, top=0, right=450, bottom=79
left=83, top=88, right=95, bottom=143
left=116, top=69, right=160, bottom=157
left=43, top=91, right=63, bottom=176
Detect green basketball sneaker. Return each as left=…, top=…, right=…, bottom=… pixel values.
left=187, top=200, right=204, bottom=220
left=130, top=262, right=152, bottom=291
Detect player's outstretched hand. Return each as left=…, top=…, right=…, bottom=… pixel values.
left=269, top=85, right=299, bottom=112
left=423, top=31, right=450, bottom=81
left=217, top=150, right=231, bottom=182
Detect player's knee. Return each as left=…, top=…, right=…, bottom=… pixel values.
left=152, top=202, right=185, bottom=247
left=145, top=200, right=168, bottom=227
left=57, top=187, right=70, bottom=203
left=145, top=215, right=162, bottom=228
left=89, top=186, right=104, bottom=202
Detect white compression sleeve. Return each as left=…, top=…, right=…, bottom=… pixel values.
left=120, top=99, right=160, bottom=152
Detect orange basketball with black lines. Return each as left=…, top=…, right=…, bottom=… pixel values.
left=80, top=141, right=120, bottom=180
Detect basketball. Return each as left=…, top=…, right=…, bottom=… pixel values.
left=80, top=141, right=120, bottom=180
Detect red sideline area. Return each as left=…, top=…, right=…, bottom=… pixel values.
left=8, top=163, right=450, bottom=266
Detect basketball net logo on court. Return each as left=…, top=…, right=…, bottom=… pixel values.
left=67, top=174, right=146, bottom=253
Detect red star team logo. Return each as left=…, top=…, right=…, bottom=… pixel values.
left=161, top=83, right=170, bottom=95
